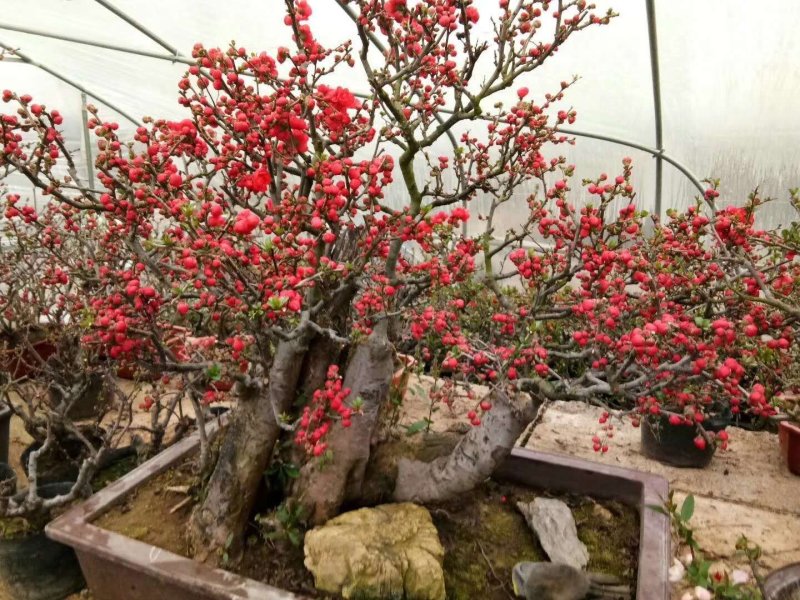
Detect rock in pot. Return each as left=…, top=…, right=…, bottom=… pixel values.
left=516, top=498, right=589, bottom=570
left=304, top=502, right=445, bottom=600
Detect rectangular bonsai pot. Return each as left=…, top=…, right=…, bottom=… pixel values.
left=47, top=429, right=670, bottom=600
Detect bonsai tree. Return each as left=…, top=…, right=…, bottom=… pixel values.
left=0, top=0, right=792, bottom=566
left=0, top=199, right=154, bottom=519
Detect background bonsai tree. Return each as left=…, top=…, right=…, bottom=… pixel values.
left=1, top=0, right=794, bottom=566
left=0, top=194, right=168, bottom=520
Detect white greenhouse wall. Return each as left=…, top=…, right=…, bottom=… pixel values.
left=1, top=0, right=799, bottom=228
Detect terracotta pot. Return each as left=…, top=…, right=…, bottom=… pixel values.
left=764, top=561, right=800, bottom=600
left=779, top=421, right=800, bottom=476
left=0, top=403, right=10, bottom=464
left=641, top=414, right=717, bottom=468
left=0, top=338, right=57, bottom=379
left=47, top=422, right=671, bottom=600
left=391, top=353, right=417, bottom=400
left=207, top=379, right=233, bottom=393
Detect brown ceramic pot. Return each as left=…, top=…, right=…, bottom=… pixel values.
left=48, top=424, right=671, bottom=600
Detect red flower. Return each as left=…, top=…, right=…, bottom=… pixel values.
left=232, top=209, right=261, bottom=235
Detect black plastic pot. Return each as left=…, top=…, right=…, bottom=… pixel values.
left=0, top=403, right=11, bottom=464
left=0, top=482, right=86, bottom=600
left=207, top=405, right=230, bottom=418
left=21, top=436, right=137, bottom=486
left=0, top=462, right=17, bottom=497
left=641, top=414, right=716, bottom=468
left=765, top=562, right=800, bottom=600
left=20, top=439, right=86, bottom=485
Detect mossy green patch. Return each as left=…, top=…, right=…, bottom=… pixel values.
left=573, top=500, right=639, bottom=581
left=92, top=454, right=139, bottom=492
left=433, top=482, right=544, bottom=600
left=0, top=516, right=35, bottom=540
left=433, top=482, right=639, bottom=600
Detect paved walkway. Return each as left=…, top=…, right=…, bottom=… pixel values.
left=525, top=400, right=800, bottom=573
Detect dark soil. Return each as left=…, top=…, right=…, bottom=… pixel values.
left=95, top=460, right=639, bottom=600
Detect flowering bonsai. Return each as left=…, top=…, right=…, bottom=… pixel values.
left=0, top=190, right=186, bottom=521
left=1, top=0, right=794, bottom=571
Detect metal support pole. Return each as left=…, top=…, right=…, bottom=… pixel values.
left=0, top=23, right=194, bottom=65
left=0, top=40, right=141, bottom=126
left=0, top=8, right=706, bottom=199
left=93, top=0, right=180, bottom=57
left=645, top=0, right=665, bottom=218
left=556, top=127, right=705, bottom=196
left=80, top=93, right=95, bottom=185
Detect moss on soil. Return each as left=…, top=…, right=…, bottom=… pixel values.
left=432, top=482, right=638, bottom=600
left=95, top=460, right=639, bottom=600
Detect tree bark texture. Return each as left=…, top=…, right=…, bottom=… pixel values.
left=292, top=325, right=394, bottom=525
left=190, top=336, right=308, bottom=562
left=392, top=389, right=539, bottom=503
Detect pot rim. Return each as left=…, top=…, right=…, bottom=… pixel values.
left=47, top=419, right=671, bottom=600
left=764, top=561, right=800, bottom=598
left=779, top=420, right=800, bottom=434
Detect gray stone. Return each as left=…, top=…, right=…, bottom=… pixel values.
left=303, top=503, right=445, bottom=600
left=512, top=562, right=590, bottom=600
left=517, top=498, right=589, bottom=570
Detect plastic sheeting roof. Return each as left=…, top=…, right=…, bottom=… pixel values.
left=2, top=0, right=800, bottom=227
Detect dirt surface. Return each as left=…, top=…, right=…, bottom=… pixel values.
left=432, top=481, right=638, bottom=600
left=95, top=458, right=638, bottom=600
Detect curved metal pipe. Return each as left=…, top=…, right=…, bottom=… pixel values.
left=0, top=39, right=142, bottom=126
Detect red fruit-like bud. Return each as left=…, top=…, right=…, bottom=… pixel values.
left=693, top=436, right=707, bottom=451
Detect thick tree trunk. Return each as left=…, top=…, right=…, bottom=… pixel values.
left=299, top=334, right=347, bottom=401
left=190, top=336, right=308, bottom=562
left=292, top=324, right=394, bottom=525
left=392, top=389, right=539, bottom=503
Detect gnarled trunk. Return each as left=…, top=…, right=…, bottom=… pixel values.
left=392, top=389, right=539, bottom=503
left=291, top=324, right=394, bottom=525
left=190, top=336, right=308, bottom=562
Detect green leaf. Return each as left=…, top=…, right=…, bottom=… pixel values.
left=287, top=529, right=302, bottom=547
left=284, top=464, right=300, bottom=479
left=267, top=295, right=287, bottom=310
left=404, top=419, right=431, bottom=436
left=206, top=363, right=222, bottom=381
left=681, top=494, right=695, bottom=523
